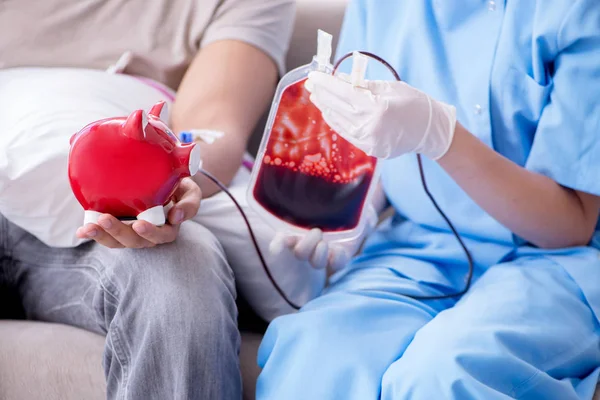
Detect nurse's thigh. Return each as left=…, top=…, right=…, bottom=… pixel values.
left=381, top=257, right=600, bottom=400
left=256, top=264, right=456, bottom=400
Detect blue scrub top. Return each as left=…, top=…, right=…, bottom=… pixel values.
left=333, top=1, right=600, bottom=314
left=335, top=0, right=600, bottom=250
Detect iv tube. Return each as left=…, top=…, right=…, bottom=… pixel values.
left=186, top=52, right=475, bottom=311
left=332, top=51, right=474, bottom=301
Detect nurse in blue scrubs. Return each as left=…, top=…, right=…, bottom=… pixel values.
left=257, top=1, right=600, bottom=399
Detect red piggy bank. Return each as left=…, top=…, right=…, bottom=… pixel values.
left=68, top=101, right=200, bottom=226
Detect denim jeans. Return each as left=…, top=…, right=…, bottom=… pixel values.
left=0, top=213, right=241, bottom=400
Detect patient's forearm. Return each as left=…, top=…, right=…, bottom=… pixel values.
left=181, top=106, right=248, bottom=198
left=171, top=40, right=278, bottom=197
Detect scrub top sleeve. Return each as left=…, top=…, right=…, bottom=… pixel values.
left=200, top=0, right=295, bottom=77
left=334, top=0, right=367, bottom=72
left=525, top=1, right=600, bottom=196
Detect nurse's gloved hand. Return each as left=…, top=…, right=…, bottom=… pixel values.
left=269, top=229, right=351, bottom=272
left=269, top=204, right=378, bottom=272
left=305, top=71, right=457, bottom=160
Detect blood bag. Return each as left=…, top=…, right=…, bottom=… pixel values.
left=247, top=30, right=379, bottom=242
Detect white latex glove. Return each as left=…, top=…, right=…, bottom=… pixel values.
left=269, top=204, right=379, bottom=273
left=305, top=71, right=457, bottom=160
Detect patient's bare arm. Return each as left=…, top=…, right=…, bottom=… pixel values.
left=171, top=40, right=280, bottom=198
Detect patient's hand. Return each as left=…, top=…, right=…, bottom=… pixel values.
left=76, top=178, right=201, bottom=249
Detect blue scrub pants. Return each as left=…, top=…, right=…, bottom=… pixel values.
left=257, top=245, right=600, bottom=399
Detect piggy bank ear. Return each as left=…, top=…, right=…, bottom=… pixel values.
left=122, top=109, right=149, bottom=140
left=148, top=101, right=168, bottom=121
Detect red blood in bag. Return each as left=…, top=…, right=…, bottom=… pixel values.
left=253, top=78, right=377, bottom=232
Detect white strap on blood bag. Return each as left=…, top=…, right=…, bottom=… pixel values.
left=315, top=29, right=333, bottom=69
left=351, top=51, right=369, bottom=88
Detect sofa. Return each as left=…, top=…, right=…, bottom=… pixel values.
left=0, top=1, right=348, bottom=399
left=2, top=1, right=599, bottom=399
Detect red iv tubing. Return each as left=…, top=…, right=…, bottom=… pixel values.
left=197, top=51, right=474, bottom=311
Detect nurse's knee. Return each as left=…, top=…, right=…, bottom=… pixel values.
left=381, top=316, right=494, bottom=399
left=258, top=292, right=364, bottom=367
left=257, top=300, right=329, bottom=368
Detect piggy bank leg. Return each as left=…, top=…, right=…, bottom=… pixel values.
left=84, top=210, right=103, bottom=225
left=137, top=206, right=166, bottom=226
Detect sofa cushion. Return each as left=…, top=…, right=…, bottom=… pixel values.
left=0, top=321, right=105, bottom=400
left=0, top=321, right=265, bottom=400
